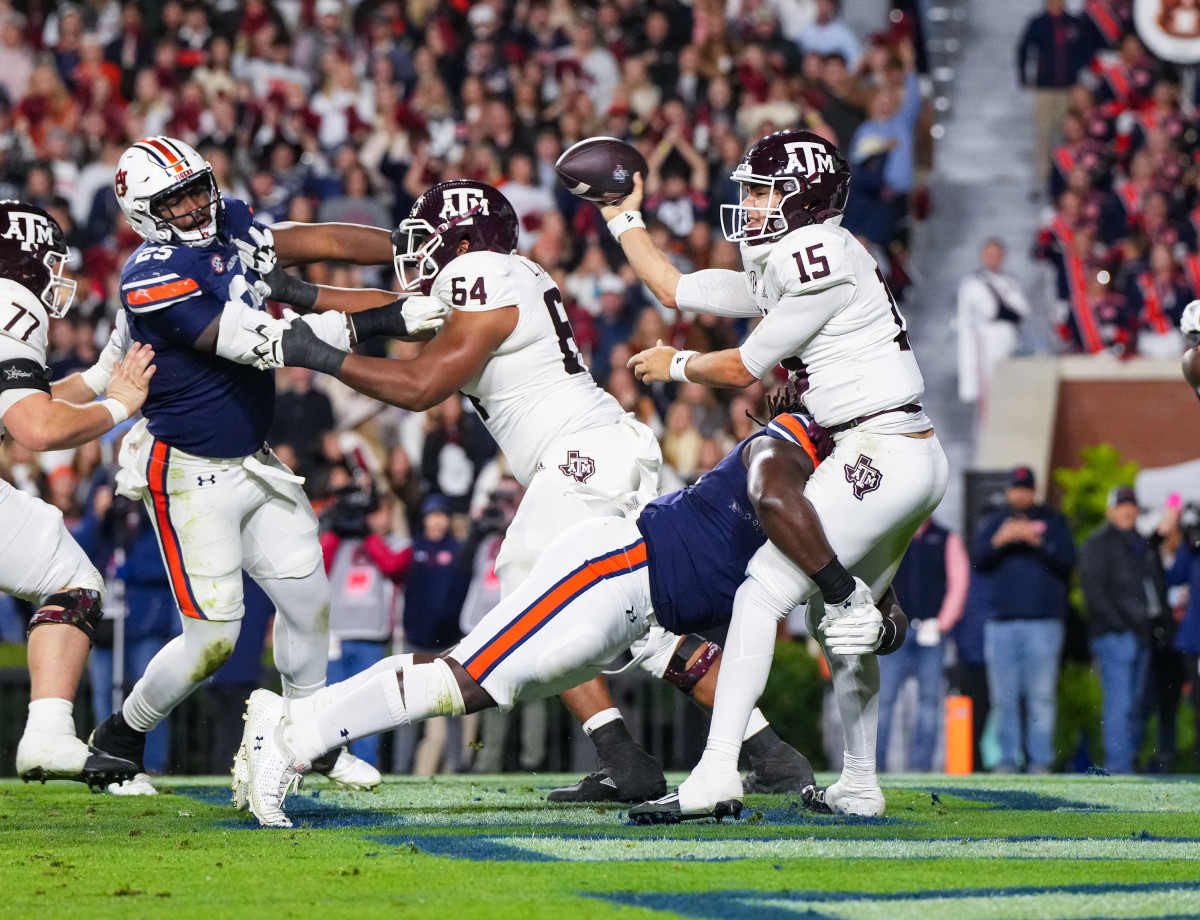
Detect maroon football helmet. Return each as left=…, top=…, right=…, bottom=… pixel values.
left=0, top=201, right=76, bottom=317
left=720, top=130, right=851, bottom=246
left=392, top=180, right=519, bottom=292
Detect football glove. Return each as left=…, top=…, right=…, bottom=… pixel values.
left=237, top=224, right=277, bottom=277
left=818, top=577, right=882, bottom=656
left=400, top=294, right=450, bottom=336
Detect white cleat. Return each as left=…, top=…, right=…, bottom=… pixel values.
left=231, top=743, right=249, bottom=810
left=629, top=765, right=743, bottom=823
left=16, top=730, right=139, bottom=789
left=315, top=748, right=381, bottom=791
left=108, top=772, right=159, bottom=796
left=823, top=779, right=886, bottom=816
left=246, top=725, right=305, bottom=829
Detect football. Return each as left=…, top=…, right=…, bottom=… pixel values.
left=554, top=137, right=648, bottom=205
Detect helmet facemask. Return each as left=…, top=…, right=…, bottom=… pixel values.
left=41, top=247, right=76, bottom=318
left=148, top=169, right=222, bottom=246
left=721, top=173, right=807, bottom=245
left=392, top=219, right=442, bottom=291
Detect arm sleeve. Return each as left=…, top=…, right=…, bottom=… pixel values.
left=0, top=328, right=49, bottom=417
left=738, top=282, right=853, bottom=380
left=675, top=269, right=761, bottom=317
left=80, top=312, right=131, bottom=395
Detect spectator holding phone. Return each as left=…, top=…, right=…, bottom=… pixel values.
left=972, top=466, right=1076, bottom=773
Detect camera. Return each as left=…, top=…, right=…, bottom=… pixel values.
left=1180, top=502, right=1200, bottom=551
left=477, top=488, right=518, bottom=535
left=322, top=482, right=380, bottom=538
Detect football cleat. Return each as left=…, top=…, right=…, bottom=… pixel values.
left=548, top=742, right=666, bottom=803
left=628, top=791, right=743, bottom=825
left=313, top=748, right=381, bottom=791
left=108, top=772, right=158, bottom=796
left=800, top=784, right=833, bottom=814
left=231, top=743, right=250, bottom=810
left=742, top=728, right=816, bottom=795
left=90, top=711, right=147, bottom=773
left=245, top=724, right=305, bottom=829
left=822, top=779, right=886, bottom=816
left=17, top=730, right=139, bottom=789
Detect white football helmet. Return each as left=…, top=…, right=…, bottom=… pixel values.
left=115, top=137, right=223, bottom=247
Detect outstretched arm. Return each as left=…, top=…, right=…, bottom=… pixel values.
left=270, top=221, right=394, bottom=268
left=600, top=174, right=684, bottom=308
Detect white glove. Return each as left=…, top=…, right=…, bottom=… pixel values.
left=241, top=310, right=353, bottom=370
left=236, top=225, right=278, bottom=291
left=1181, top=300, right=1200, bottom=336
left=401, top=294, right=450, bottom=335
left=818, top=577, right=883, bottom=656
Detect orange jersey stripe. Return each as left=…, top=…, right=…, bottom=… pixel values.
left=147, top=442, right=204, bottom=619
left=772, top=414, right=820, bottom=468
left=127, top=277, right=200, bottom=306
left=465, top=542, right=648, bottom=681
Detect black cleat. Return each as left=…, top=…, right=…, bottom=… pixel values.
left=90, top=711, right=147, bottom=774
left=548, top=741, right=667, bottom=803
left=801, top=784, right=833, bottom=814
left=20, top=746, right=139, bottom=790
left=742, top=727, right=816, bottom=794
left=628, top=791, right=743, bottom=825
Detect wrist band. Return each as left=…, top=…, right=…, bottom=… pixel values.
left=669, top=350, right=697, bottom=383
left=100, top=397, right=128, bottom=425
left=607, top=211, right=646, bottom=240
left=80, top=363, right=109, bottom=396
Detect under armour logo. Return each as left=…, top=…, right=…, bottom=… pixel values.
left=625, top=607, right=636, bottom=624
left=340, top=728, right=350, bottom=740
left=197, top=475, right=216, bottom=487
left=254, top=734, right=263, bottom=751
left=844, top=454, right=882, bottom=500
left=558, top=450, right=596, bottom=483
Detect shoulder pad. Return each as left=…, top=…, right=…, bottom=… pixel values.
left=765, top=412, right=834, bottom=464
left=434, top=251, right=521, bottom=311
left=768, top=225, right=854, bottom=296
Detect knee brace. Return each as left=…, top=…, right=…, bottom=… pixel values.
left=28, top=588, right=104, bottom=644
left=661, top=635, right=721, bottom=696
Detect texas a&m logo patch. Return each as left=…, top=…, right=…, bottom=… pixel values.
left=558, top=450, right=595, bottom=483
left=844, top=454, right=882, bottom=500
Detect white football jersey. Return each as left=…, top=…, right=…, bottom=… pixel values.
left=0, top=279, right=51, bottom=435
left=680, top=224, right=927, bottom=430
left=429, top=250, right=625, bottom=484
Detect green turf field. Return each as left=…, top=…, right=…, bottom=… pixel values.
left=3, top=773, right=1200, bottom=920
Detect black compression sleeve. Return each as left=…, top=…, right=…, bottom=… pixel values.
left=811, top=557, right=855, bottom=606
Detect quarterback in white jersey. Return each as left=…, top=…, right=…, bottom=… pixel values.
left=0, top=201, right=156, bottom=787
left=608, top=130, right=949, bottom=819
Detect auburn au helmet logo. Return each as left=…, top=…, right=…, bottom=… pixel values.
left=114, top=169, right=128, bottom=198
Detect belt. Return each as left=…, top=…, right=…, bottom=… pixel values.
left=829, top=403, right=923, bottom=435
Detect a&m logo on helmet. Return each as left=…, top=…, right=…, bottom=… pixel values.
left=1, top=211, right=55, bottom=252
left=439, top=187, right=490, bottom=226
left=783, top=140, right=837, bottom=177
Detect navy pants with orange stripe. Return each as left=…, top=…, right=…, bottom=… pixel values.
left=453, top=517, right=653, bottom=710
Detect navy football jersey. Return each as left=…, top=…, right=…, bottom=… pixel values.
left=636, top=413, right=827, bottom=635
left=119, top=198, right=276, bottom=458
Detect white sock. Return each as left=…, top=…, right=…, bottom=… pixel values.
left=582, top=708, right=623, bottom=735
left=287, top=654, right=413, bottom=723
left=284, top=670, right=407, bottom=765
left=701, top=578, right=790, bottom=773
left=26, top=698, right=74, bottom=736
left=742, top=708, right=769, bottom=742
left=840, top=751, right=878, bottom=787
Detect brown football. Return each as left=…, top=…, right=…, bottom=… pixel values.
left=555, top=137, right=648, bottom=205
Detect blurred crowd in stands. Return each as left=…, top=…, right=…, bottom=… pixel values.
left=1021, top=0, right=1200, bottom=358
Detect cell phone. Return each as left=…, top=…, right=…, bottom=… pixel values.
left=1168, top=492, right=1182, bottom=509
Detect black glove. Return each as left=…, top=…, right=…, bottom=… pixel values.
left=280, top=320, right=347, bottom=376
left=259, top=265, right=320, bottom=312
